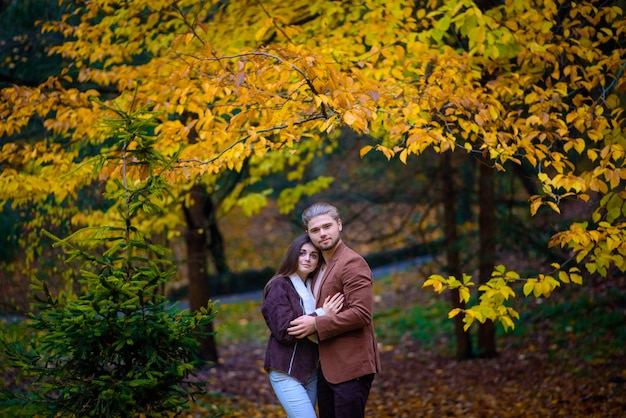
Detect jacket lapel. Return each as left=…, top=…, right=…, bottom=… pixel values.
left=313, top=242, right=344, bottom=304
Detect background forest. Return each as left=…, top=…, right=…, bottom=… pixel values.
left=1, top=0, right=625, bottom=416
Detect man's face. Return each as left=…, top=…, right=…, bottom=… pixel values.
left=306, top=214, right=342, bottom=252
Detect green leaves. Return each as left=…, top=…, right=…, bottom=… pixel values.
left=2, top=99, right=217, bottom=417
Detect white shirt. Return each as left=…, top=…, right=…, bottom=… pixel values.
left=289, top=273, right=324, bottom=343
left=289, top=274, right=316, bottom=314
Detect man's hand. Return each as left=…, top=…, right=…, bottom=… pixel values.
left=287, top=315, right=317, bottom=339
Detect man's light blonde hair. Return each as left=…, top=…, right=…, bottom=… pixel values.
left=302, top=202, right=340, bottom=229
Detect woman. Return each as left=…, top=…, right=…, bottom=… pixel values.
left=262, top=234, right=343, bottom=418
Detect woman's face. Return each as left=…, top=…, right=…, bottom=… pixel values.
left=297, top=243, right=319, bottom=278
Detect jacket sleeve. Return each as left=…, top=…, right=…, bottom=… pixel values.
left=316, top=255, right=373, bottom=340
left=261, top=279, right=300, bottom=344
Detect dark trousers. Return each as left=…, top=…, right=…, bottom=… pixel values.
left=317, top=369, right=375, bottom=418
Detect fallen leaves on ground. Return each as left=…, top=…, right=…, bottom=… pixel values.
left=187, top=335, right=625, bottom=417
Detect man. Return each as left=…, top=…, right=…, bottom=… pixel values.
left=287, top=202, right=381, bottom=418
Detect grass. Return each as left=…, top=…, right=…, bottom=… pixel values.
left=373, top=300, right=455, bottom=352
left=505, top=283, right=626, bottom=360
left=210, top=273, right=457, bottom=352
left=212, top=299, right=267, bottom=345
left=210, top=276, right=453, bottom=349
left=208, top=270, right=626, bottom=360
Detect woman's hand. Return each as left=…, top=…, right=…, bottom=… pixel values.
left=322, top=292, right=344, bottom=314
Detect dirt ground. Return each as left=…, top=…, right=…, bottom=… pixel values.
left=194, top=333, right=626, bottom=417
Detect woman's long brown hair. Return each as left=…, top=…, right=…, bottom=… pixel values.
left=262, top=234, right=320, bottom=300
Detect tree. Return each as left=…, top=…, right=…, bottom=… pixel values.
left=2, top=96, right=217, bottom=417
left=477, top=157, right=497, bottom=357
left=0, top=0, right=334, bottom=338
left=1, top=0, right=625, bottom=349
left=441, top=151, right=473, bottom=360
left=372, top=0, right=626, bottom=332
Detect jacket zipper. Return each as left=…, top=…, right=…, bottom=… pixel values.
left=288, top=342, right=297, bottom=374
left=288, top=295, right=305, bottom=374
left=287, top=290, right=306, bottom=374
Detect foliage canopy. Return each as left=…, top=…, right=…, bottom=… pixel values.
left=1, top=0, right=625, bottom=331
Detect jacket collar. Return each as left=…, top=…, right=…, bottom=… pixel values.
left=315, top=241, right=346, bottom=296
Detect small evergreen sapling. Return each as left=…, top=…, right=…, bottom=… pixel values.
left=2, top=95, right=217, bottom=417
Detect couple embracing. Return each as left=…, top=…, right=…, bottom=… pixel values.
left=262, top=202, right=382, bottom=418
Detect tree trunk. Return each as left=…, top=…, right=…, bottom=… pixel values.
left=477, top=159, right=497, bottom=358
left=206, top=197, right=229, bottom=275
left=204, top=197, right=231, bottom=294
left=183, top=184, right=219, bottom=363
left=442, top=152, right=473, bottom=360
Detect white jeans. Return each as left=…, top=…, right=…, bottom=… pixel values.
left=269, top=369, right=318, bottom=418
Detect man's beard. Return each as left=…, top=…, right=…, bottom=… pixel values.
left=317, top=236, right=338, bottom=250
